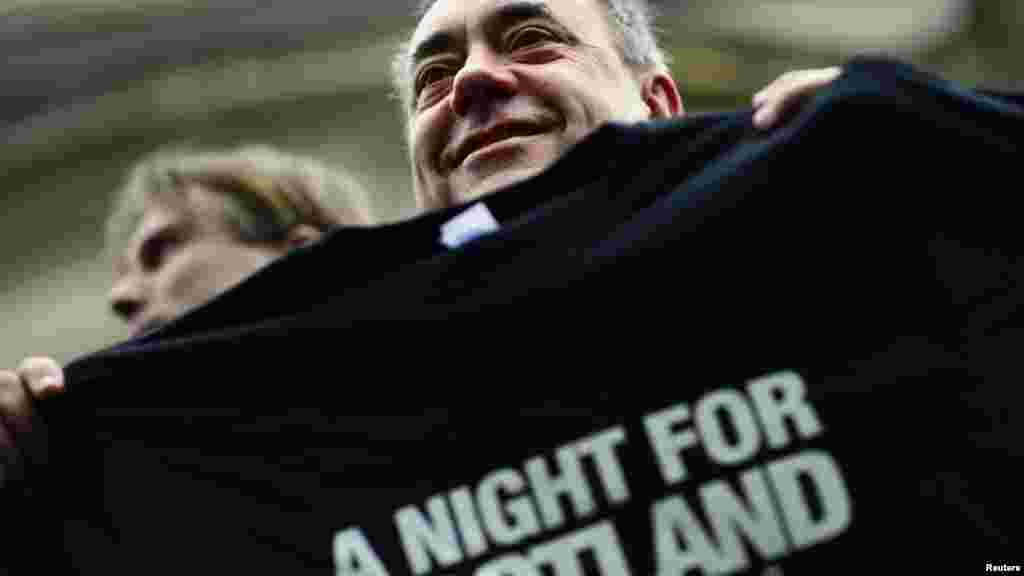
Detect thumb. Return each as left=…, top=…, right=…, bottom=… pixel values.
left=16, top=356, right=65, bottom=400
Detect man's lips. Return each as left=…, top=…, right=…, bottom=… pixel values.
left=445, top=121, right=556, bottom=170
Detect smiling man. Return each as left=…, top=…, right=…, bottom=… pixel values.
left=396, top=0, right=685, bottom=210
left=0, top=8, right=834, bottom=498
left=5, top=8, right=1024, bottom=570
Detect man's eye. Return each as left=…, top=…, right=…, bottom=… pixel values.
left=507, top=27, right=556, bottom=50
left=416, top=64, right=454, bottom=94
left=140, top=230, right=180, bottom=271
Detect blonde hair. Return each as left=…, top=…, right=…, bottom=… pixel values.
left=106, top=145, right=373, bottom=251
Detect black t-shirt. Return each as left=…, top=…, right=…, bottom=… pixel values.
left=12, top=57, right=1023, bottom=574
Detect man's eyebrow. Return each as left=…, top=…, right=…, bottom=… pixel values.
left=491, top=1, right=553, bottom=26
left=486, top=2, right=573, bottom=38
left=410, top=31, right=460, bottom=72
left=409, top=2, right=567, bottom=72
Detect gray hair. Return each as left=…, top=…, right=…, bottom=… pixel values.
left=391, top=0, right=670, bottom=113
left=106, top=145, right=373, bottom=252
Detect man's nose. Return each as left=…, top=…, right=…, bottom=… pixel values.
left=450, top=48, right=517, bottom=118
left=108, top=278, right=147, bottom=323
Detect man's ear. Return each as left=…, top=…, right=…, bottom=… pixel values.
left=640, top=69, right=684, bottom=119
left=285, top=224, right=322, bottom=248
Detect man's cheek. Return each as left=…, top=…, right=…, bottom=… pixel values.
left=166, top=264, right=205, bottom=307
left=170, top=252, right=227, bottom=305
left=528, top=135, right=566, bottom=168
left=414, top=107, right=451, bottom=159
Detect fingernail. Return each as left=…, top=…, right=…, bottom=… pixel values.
left=753, top=107, right=771, bottom=128
left=752, top=90, right=766, bottom=106
left=40, top=376, right=62, bottom=391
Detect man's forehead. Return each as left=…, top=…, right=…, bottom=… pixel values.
left=111, top=200, right=180, bottom=272
left=412, top=0, right=598, bottom=46
left=126, top=186, right=211, bottom=248
left=127, top=198, right=186, bottom=245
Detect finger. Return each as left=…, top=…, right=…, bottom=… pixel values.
left=0, top=371, right=17, bottom=489
left=813, top=66, right=843, bottom=83
left=0, top=370, right=34, bottom=442
left=754, top=67, right=843, bottom=129
left=753, top=69, right=802, bottom=107
left=753, top=99, right=782, bottom=129
left=0, top=370, right=38, bottom=489
left=4, top=365, right=51, bottom=472
left=772, top=67, right=842, bottom=108
left=755, top=67, right=843, bottom=106
left=786, top=67, right=840, bottom=97
left=752, top=78, right=797, bottom=125
left=752, top=86, right=770, bottom=108
left=16, top=356, right=65, bottom=400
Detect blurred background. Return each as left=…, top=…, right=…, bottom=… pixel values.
left=1, top=0, right=1022, bottom=366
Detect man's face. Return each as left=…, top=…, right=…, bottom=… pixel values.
left=406, top=0, right=658, bottom=209
left=108, top=184, right=286, bottom=337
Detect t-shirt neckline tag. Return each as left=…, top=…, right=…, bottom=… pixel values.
left=439, top=202, right=501, bottom=248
